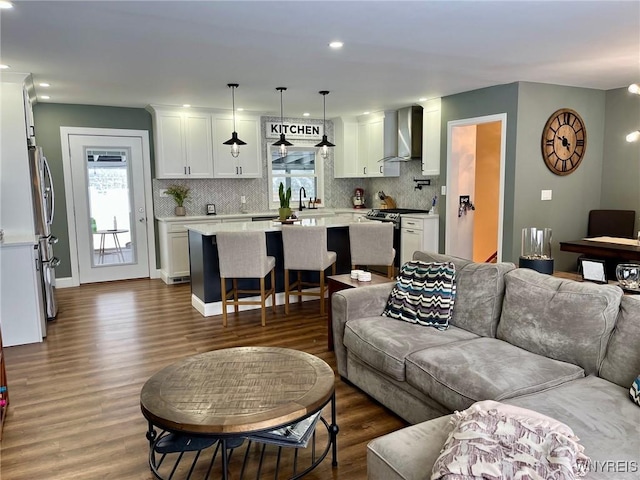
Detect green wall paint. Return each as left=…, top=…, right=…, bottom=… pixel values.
left=32, top=104, right=154, bottom=278
left=601, top=87, right=640, bottom=232
left=440, top=83, right=519, bottom=262
left=515, top=82, right=606, bottom=272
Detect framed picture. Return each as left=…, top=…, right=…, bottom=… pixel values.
left=206, top=204, right=216, bottom=215
left=580, top=258, right=607, bottom=284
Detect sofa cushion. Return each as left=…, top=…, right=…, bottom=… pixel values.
left=382, top=261, right=456, bottom=330
left=497, top=268, right=622, bottom=375
left=599, top=295, right=640, bottom=388
left=413, top=251, right=515, bottom=337
left=405, top=337, right=584, bottom=411
left=505, top=375, right=640, bottom=477
left=367, top=415, right=453, bottom=480
left=343, top=316, right=478, bottom=382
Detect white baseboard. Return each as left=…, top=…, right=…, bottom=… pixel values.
left=55, top=277, right=79, bottom=288
left=192, top=288, right=323, bottom=317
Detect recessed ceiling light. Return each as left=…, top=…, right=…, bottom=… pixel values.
left=303, top=112, right=310, bottom=117
left=418, top=97, right=427, bottom=102
left=182, top=104, right=191, bottom=108
left=236, top=108, right=244, bottom=112
left=362, top=111, right=370, bottom=115
left=629, top=84, right=640, bottom=95
left=39, top=83, right=50, bottom=87
left=0, top=2, right=14, bottom=9
left=0, top=64, right=10, bottom=69
left=40, top=95, right=50, bottom=100
left=329, top=41, right=344, bottom=49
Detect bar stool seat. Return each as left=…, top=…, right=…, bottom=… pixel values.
left=281, top=225, right=337, bottom=315
left=216, top=231, right=276, bottom=327
left=349, top=222, right=396, bottom=278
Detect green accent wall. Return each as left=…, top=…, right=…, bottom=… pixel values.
left=440, top=82, right=520, bottom=262
left=32, top=104, right=154, bottom=278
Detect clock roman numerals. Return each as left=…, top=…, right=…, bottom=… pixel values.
left=541, top=108, right=587, bottom=176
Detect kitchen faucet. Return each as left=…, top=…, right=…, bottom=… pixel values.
left=298, top=186, right=306, bottom=211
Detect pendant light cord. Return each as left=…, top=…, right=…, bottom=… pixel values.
left=231, top=86, right=237, bottom=132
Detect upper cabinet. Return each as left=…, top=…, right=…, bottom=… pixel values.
left=333, top=111, right=399, bottom=178
left=421, top=98, right=441, bottom=176
left=150, top=107, right=214, bottom=179
left=211, top=114, right=262, bottom=178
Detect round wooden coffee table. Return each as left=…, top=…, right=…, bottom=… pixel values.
left=140, top=346, right=338, bottom=479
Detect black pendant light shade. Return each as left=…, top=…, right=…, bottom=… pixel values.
left=315, top=90, right=335, bottom=158
left=223, top=83, right=246, bottom=158
left=273, top=87, right=293, bottom=156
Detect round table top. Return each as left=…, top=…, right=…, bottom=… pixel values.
left=95, top=229, right=128, bottom=234
left=140, top=346, right=335, bottom=435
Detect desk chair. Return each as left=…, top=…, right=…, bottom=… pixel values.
left=281, top=225, right=337, bottom=315
left=349, top=222, right=396, bottom=278
left=216, top=231, right=276, bottom=327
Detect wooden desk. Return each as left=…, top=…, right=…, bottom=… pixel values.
left=559, top=238, right=640, bottom=261
left=327, top=273, right=395, bottom=351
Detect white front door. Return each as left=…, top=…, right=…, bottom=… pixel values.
left=67, top=133, right=150, bottom=283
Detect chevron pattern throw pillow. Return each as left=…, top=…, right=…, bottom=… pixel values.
left=631, top=375, right=640, bottom=407
left=382, top=261, right=456, bottom=330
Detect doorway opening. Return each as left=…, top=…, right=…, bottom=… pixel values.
left=61, top=127, right=156, bottom=286
left=445, top=114, right=506, bottom=262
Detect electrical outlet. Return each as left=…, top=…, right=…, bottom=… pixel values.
left=441, top=185, right=447, bottom=196
left=541, top=190, right=552, bottom=201
left=241, top=195, right=246, bottom=203
left=160, top=189, right=168, bottom=198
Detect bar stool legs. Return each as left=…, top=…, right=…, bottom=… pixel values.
left=284, top=263, right=336, bottom=315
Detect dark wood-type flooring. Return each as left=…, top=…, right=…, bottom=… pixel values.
left=1, top=279, right=406, bottom=479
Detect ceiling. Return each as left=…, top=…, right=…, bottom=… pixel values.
left=1, top=1, right=638, bottom=118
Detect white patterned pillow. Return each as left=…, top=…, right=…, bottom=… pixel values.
left=382, top=261, right=456, bottom=330
left=631, top=375, right=640, bottom=407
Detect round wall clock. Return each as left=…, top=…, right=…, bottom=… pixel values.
left=541, top=108, right=587, bottom=176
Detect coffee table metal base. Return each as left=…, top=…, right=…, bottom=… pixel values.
left=145, top=394, right=338, bottom=480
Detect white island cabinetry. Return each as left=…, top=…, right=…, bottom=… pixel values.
left=158, top=218, right=221, bottom=284
left=400, top=215, right=439, bottom=265
left=149, top=107, right=214, bottom=179
left=212, top=114, right=262, bottom=178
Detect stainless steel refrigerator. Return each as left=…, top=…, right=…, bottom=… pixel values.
left=28, top=145, right=59, bottom=320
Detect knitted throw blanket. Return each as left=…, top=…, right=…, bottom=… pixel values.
left=431, top=400, right=591, bottom=480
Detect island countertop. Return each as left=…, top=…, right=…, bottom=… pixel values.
left=186, top=216, right=371, bottom=236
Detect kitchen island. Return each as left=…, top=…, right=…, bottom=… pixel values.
left=187, top=217, right=363, bottom=316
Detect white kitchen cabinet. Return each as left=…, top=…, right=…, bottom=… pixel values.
left=150, top=107, right=214, bottom=179
left=158, top=219, right=221, bottom=283
left=421, top=98, right=441, bottom=176
left=400, top=215, right=439, bottom=265
left=212, top=114, right=262, bottom=178
left=0, top=240, right=45, bottom=346
left=356, top=111, right=399, bottom=177
left=333, top=117, right=359, bottom=178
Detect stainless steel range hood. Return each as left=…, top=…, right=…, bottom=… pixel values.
left=384, top=105, right=423, bottom=162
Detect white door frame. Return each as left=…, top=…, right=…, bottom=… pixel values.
left=60, top=127, right=157, bottom=286
left=445, top=113, right=507, bottom=261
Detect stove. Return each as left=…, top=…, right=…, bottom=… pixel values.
left=365, top=208, right=430, bottom=226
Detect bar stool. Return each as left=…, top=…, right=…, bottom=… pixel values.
left=349, top=222, right=396, bottom=278
left=281, top=225, right=337, bottom=315
left=216, top=231, right=276, bottom=327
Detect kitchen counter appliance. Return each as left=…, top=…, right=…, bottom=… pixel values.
left=365, top=208, right=430, bottom=268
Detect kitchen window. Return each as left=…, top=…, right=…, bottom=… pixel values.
left=268, top=146, right=324, bottom=209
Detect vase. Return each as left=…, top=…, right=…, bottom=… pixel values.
left=278, top=207, right=291, bottom=221
left=175, top=206, right=186, bottom=216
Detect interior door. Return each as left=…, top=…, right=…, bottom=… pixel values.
left=68, top=134, right=149, bottom=283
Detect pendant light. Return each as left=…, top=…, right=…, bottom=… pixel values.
left=222, top=83, right=246, bottom=158
left=315, top=90, right=335, bottom=159
left=273, top=87, right=293, bottom=157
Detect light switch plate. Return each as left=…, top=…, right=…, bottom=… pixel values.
left=159, top=189, right=168, bottom=198
left=541, top=189, right=552, bottom=201
left=441, top=185, right=447, bottom=195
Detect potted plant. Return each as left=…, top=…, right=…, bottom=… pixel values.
left=166, top=184, right=190, bottom=216
left=278, top=182, right=291, bottom=221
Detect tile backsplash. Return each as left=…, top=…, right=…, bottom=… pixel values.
left=153, top=116, right=440, bottom=218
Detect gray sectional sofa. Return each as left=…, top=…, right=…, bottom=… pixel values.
left=331, top=251, right=640, bottom=479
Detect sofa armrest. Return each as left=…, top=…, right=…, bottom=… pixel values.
left=331, top=282, right=395, bottom=377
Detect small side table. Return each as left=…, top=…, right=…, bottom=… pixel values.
left=95, top=229, right=128, bottom=263
left=327, top=273, right=395, bottom=350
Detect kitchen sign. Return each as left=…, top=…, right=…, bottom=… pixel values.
left=266, top=122, right=324, bottom=140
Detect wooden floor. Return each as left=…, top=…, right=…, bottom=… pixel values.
left=0, top=279, right=406, bottom=480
